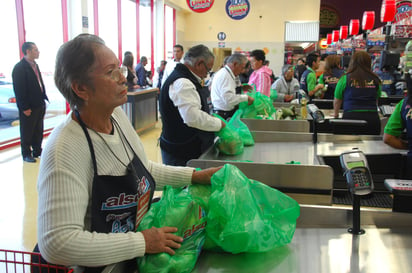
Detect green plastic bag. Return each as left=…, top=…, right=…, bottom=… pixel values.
left=214, top=114, right=244, bottom=155
left=204, top=164, right=300, bottom=254
left=239, top=92, right=276, bottom=119
left=136, top=186, right=206, bottom=273
left=228, top=110, right=254, bottom=146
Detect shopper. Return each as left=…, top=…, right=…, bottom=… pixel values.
left=122, top=51, right=140, bottom=90
left=271, top=64, right=300, bottom=102
left=162, top=44, right=184, bottom=85
left=383, top=73, right=412, bottom=177
left=12, top=42, right=49, bottom=163
left=299, top=53, right=324, bottom=101
left=36, top=34, right=221, bottom=272
left=333, top=51, right=382, bottom=135
left=318, top=54, right=344, bottom=99
left=135, top=56, right=148, bottom=87
left=211, top=53, right=254, bottom=119
left=152, top=60, right=167, bottom=89
left=159, top=44, right=225, bottom=166
left=248, top=49, right=272, bottom=97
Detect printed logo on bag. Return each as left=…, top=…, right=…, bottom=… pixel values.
left=183, top=206, right=207, bottom=239
left=225, top=0, right=250, bottom=20
left=186, top=0, right=214, bottom=13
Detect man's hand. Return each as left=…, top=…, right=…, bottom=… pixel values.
left=284, top=94, right=294, bottom=102
left=141, top=227, right=183, bottom=255
left=242, top=84, right=253, bottom=92
left=23, top=109, right=32, bottom=116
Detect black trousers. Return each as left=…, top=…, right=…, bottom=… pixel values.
left=341, top=111, right=381, bottom=135
left=212, top=109, right=236, bottom=120
left=19, top=105, right=45, bottom=157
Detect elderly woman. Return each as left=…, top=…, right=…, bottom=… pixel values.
left=271, top=64, right=300, bottom=102
left=37, top=34, right=220, bottom=272
left=333, top=51, right=382, bottom=135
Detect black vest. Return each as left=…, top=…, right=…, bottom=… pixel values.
left=159, top=63, right=214, bottom=160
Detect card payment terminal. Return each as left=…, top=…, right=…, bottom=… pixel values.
left=340, top=150, right=374, bottom=195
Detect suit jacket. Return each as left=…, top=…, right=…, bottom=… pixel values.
left=12, top=58, right=48, bottom=111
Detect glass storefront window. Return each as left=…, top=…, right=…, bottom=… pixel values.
left=22, top=0, right=66, bottom=121
left=139, top=1, right=152, bottom=72
left=122, top=0, right=137, bottom=65
left=0, top=0, right=19, bottom=81
left=164, top=5, right=174, bottom=61
left=98, top=0, right=119, bottom=57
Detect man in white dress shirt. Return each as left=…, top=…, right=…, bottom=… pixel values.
left=161, top=44, right=184, bottom=86
left=211, top=53, right=254, bottom=119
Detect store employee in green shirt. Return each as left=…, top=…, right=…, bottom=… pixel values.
left=333, top=51, right=382, bottom=135
left=384, top=73, right=412, bottom=178
left=299, top=53, right=324, bottom=101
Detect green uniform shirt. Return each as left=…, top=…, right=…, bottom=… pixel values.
left=306, top=67, right=317, bottom=92
left=384, top=99, right=404, bottom=137
left=334, top=74, right=382, bottom=112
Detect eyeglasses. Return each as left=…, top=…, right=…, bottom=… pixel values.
left=111, top=66, right=128, bottom=81
left=202, top=62, right=212, bottom=73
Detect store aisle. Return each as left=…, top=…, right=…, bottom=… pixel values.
left=0, top=121, right=162, bottom=253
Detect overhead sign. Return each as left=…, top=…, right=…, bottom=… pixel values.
left=225, top=0, right=250, bottom=20
left=187, top=0, right=214, bottom=13
left=319, top=38, right=328, bottom=49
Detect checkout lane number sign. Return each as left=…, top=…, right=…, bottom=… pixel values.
left=187, top=0, right=214, bottom=13
left=225, top=0, right=250, bottom=20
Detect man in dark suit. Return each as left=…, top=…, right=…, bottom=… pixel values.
left=12, top=42, right=48, bottom=163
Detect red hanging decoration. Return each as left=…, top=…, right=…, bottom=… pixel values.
left=362, top=11, right=375, bottom=30
left=381, top=0, right=396, bottom=23
left=332, top=30, right=340, bottom=42
left=350, top=19, right=360, bottom=35
left=340, top=25, right=348, bottom=40
left=326, top=33, right=333, bottom=45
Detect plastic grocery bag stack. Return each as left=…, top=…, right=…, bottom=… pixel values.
left=136, top=164, right=300, bottom=273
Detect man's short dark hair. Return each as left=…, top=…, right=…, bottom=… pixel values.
left=306, top=53, right=319, bottom=68
left=140, top=56, right=148, bottom=62
left=174, top=44, right=184, bottom=51
left=250, top=49, right=266, bottom=62
left=22, top=42, right=35, bottom=56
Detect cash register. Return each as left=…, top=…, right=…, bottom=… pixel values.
left=384, top=179, right=412, bottom=213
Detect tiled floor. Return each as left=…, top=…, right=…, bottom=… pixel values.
left=0, top=120, right=162, bottom=253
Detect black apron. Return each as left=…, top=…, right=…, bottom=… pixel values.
left=32, top=111, right=156, bottom=273
left=75, top=110, right=156, bottom=273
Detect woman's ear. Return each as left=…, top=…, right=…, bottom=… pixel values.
left=71, top=81, right=90, bottom=102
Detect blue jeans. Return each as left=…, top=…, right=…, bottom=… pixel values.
left=161, top=149, right=189, bottom=166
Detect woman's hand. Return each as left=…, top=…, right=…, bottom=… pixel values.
left=141, top=226, right=183, bottom=255
left=191, top=166, right=222, bottom=185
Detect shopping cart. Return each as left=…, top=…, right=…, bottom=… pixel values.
left=0, top=249, right=73, bottom=273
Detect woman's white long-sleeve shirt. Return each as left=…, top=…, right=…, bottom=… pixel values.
left=37, top=107, right=194, bottom=269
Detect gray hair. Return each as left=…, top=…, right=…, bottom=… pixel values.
left=54, top=34, right=105, bottom=110
left=281, top=64, right=293, bottom=75
left=226, top=53, right=248, bottom=65
left=183, top=44, right=214, bottom=66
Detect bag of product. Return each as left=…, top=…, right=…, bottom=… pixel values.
left=214, top=114, right=244, bottom=155
left=193, top=164, right=300, bottom=254
left=228, top=110, right=254, bottom=146
left=136, top=186, right=206, bottom=273
left=240, top=92, right=276, bottom=119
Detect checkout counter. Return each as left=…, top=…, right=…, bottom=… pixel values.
left=103, top=102, right=412, bottom=273
left=121, top=87, right=159, bottom=133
